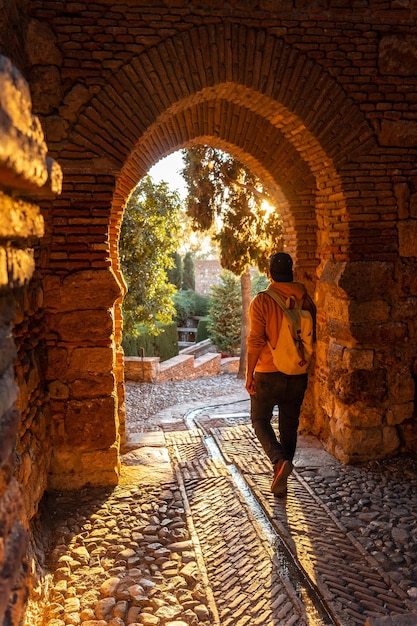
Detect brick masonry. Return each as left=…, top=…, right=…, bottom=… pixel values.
left=1, top=1, right=417, bottom=623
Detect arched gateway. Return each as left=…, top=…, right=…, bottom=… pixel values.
left=1, top=3, right=417, bottom=621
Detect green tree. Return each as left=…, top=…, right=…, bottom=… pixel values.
left=182, top=146, right=283, bottom=376
left=207, top=271, right=242, bottom=356
left=251, top=270, right=269, bottom=297
left=182, top=251, right=195, bottom=290
left=167, top=251, right=183, bottom=289
left=119, top=176, right=181, bottom=335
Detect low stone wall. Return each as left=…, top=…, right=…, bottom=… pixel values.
left=192, top=353, right=222, bottom=378
left=124, top=352, right=221, bottom=383
left=221, top=357, right=240, bottom=374
left=124, top=356, right=160, bottom=383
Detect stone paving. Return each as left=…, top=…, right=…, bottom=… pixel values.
left=41, top=388, right=417, bottom=626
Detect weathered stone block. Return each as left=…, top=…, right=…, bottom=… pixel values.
left=331, top=422, right=383, bottom=459
left=0, top=56, right=62, bottom=191
left=29, top=66, right=62, bottom=115
left=387, top=364, right=415, bottom=403
left=48, top=381, right=69, bottom=400
left=386, top=402, right=414, bottom=426
left=394, top=182, right=410, bottom=219
left=382, top=426, right=401, bottom=456
left=25, top=19, right=63, bottom=66
left=61, top=269, right=122, bottom=310
left=72, top=373, right=115, bottom=398
left=48, top=447, right=119, bottom=490
left=398, top=220, right=417, bottom=257
left=329, top=367, right=387, bottom=405
left=44, top=269, right=123, bottom=312
left=65, top=397, right=118, bottom=450
left=350, top=321, right=407, bottom=347
left=5, top=248, right=35, bottom=289
left=50, top=310, right=114, bottom=343
left=0, top=194, right=44, bottom=239
left=60, top=84, right=91, bottom=123
left=44, top=347, right=68, bottom=381
left=379, top=33, right=417, bottom=76
left=341, top=347, right=374, bottom=371
left=378, top=120, right=417, bottom=147
left=67, top=347, right=114, bottom=379
left=349, top=300, right=391, bottom=325
left=337, top=262, right=395, bottom=300
left=398, top=260, right=417, bottom=296
left=410, top=193, right=417, bottom=218
left=322, top=295, right=350, bottom=323
left=333, top=401, right=383, bottom=429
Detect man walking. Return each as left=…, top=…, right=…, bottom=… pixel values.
left=245, top=252, right=316, bottom=496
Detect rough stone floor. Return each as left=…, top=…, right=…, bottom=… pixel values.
left=38, top=386, right=417, bottom=626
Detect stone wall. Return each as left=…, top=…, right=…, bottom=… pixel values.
left=17, top=0, right=417, bottom=469
left=0, top=2, right=417, bottom=622
left=0, top=54, right=62, bottom=625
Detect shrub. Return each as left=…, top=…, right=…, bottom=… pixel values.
left=196, top=317, right=210, bottom=342
left=194, top=292, right=210, bottom=316
left=173, top=290, right=210, bottom=324
left=122, top=322, right=178, bottom=362
left=173, top=290, right=196, bottom=326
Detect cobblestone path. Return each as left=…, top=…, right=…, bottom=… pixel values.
left=166, top=431, right=312, bottom=626
left=40, top=400, right=417, bottom=626
left=165, top=425, right=413, bottom=626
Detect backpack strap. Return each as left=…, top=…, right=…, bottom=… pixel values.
left=260, top=289, right=299, bottom=311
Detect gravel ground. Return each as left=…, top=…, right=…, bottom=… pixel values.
left=125, top=374, right=246, bottom=435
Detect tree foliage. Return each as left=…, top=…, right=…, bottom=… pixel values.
left=182, top=146, right=284, bottom=276
left=182, top=146, right=284, bottom=375
left=119, top=176, right=181, bottom=335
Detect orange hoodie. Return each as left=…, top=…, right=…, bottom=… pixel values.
left=247, top=281, right=316, bottom=373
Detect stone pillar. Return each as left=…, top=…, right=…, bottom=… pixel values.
left=0, top=55, right=62, bottom=625
left=43, top=269, right=123, bottom=489
left=315, top=260, right=416, bottom=463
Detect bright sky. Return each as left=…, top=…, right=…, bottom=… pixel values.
left=148, top=150, right=187, bottom=200
left=147, top=150, right=217, bottom=257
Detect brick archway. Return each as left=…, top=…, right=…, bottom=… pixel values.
left=37, top=20, right=413, bottom=484
left=3, top=6, right=417, bottom=620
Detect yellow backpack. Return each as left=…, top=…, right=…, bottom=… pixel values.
left=261, top=289, right=314, bottom=375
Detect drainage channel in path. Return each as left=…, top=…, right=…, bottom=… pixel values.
left=182, top=406, right=337, bottom=626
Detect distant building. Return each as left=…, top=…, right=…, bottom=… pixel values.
left=195, top=260, right=265, bottom=295
left=195, top=259, right=222, bottom=295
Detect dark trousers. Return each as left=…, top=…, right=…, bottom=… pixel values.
left=250, top=371, right=308, bottom=466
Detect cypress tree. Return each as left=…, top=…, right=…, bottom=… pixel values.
left=167, top=251, right=183, bottom=289
left=182, top=251, right=195, bottom=290
left=207, top=271, right=242, bottom=356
